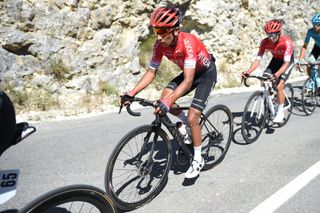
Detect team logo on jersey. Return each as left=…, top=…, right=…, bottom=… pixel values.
left=184, top=38, right=194, bottom=57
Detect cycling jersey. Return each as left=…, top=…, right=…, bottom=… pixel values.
left=257, top=35, right=294, bottom=62
left=304, top=28, right=320, bottom=47
left=150, top=32, right=212, bottom=72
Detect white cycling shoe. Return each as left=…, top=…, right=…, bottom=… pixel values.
left=273, top=110, right=284, bottom=123
left=185, top=157, right=204, bottom=179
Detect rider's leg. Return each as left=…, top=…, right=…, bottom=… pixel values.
left=276, top=80, right=285, bottom=105
left=185, top=61, right=216, bottom=178
left=273, top=64, right=292, bottom=123
left=187, top=107, right=202, bottom=161
left=273, top=80, right=285, bottom=123
left=184, top=105, right=205, bottom=179
left=272, top=55, right=293, bottom=123
left=307, top=66, right=312, bottom=78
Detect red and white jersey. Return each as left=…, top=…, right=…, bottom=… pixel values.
left=257, top=35, right=294, bottom=62
left=150, top=32, right=211, bottom=72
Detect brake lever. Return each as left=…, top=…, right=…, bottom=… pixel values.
left=119, top=95, right=134, bottom=114
left=119, top=104, right=123, bottom=114
left=240, top=78, right=244, bottom=86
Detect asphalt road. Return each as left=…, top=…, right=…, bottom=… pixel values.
left=0, top=79, right=320, bottom=212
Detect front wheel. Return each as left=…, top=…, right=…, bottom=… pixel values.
left=105, top=125, right=172, bottom=211
left=19, top=185, right=117, bottom=213
left=241, top=91, right=267, bottom=143
left=301, top=78, right=318, bottom=115
left=201, top=104, right=233, bottom=170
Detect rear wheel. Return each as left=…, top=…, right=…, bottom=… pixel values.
left=19, top=185, right=116, bottom=213
left=201, top=104, right=233, bottom=170
left=241, top=91, right=267, bottom=143
left=301, top=78, right=317, bottom=115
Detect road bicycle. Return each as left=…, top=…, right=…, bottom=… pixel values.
left=297, top=58, right=320, bottom=115
left=0, top=124, right=117, bottom=213
left=241, top=75, right=294, bottom=144
left=105, top=96, right=233, bottom=211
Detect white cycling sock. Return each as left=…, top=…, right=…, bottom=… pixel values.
left=193, top=145, right=202, bottom=162
left=177, top=111, right=188, bottom=124
left=277, top=104, right=284, bottom=113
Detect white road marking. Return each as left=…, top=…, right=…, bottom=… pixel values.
left=249, top=160, right=320, bottom=213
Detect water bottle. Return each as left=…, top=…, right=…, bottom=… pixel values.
left=177, top=122, right=191, bottom=144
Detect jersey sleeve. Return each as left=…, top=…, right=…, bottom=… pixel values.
left=256, top=39, right=267, bottom=60
left=283, top=38, right=294, bottom=62
left=149, top=42, right=163, bottom=70
left=303, top=29, right=312, bottom=45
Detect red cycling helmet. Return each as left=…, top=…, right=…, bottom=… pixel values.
left=264, top=19, right=283, bottom=33
left=150, top=6, right=181, bottom=28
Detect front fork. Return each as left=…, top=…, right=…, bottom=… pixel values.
left=137, top=117, right=162, bottom=176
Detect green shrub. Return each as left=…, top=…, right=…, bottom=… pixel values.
left=154, top=58, right=179, bottom=90
left=28, top=87, right=59, bottom=111
left=0, top=80, right=59, bottom=112
left=48, top=58, right=70, bottom=82
left=98, top=80, right=118, bottom=96
left=139, top=35, right=156, bottom=68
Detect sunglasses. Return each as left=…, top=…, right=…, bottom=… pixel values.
left=267, top=33, right=280, bottom=39
left=153, top=28, right=173, bottom=37
left=313, top=23, right=320, bottom=27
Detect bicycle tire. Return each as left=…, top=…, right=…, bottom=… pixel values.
left=301, top=78, right=317, bottom=115
left=201, top=104, right=233, bottom=170
left=277, top=83, right=294, bottom=127
left=19, top=184, right=117, bottom=213
left=105, top=125, right=172, bottom=211
left=241, top=91, right=267, bottom=144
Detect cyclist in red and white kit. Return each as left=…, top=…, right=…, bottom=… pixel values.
left=122, top=4, right=217, bottom=179
left=242, top=19, right=294, bottom=123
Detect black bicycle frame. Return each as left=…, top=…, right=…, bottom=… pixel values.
left=134, top=105, right=220, bottom=168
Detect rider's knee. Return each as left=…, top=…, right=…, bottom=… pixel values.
left=187, top=108, right=201, bottom=126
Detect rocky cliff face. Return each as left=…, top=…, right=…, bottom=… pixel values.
left=0, top=0, right=318, bottom=119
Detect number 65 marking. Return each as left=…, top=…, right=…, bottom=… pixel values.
left=1, top=172, right=18, bottom=187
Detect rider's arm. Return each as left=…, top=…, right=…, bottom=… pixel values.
left=246, top=59, right=261, bottom=74
left=299, top=29, right=311, bottom=61
left=299, top=43, right=308, bottom=61
left=245, top=40, right=266, bottom=75
left=164, top=67, right=195, bottom=104
left=129, top=42, right=162, bottom=96
left=130, top=68, right=157, bottom=95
